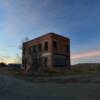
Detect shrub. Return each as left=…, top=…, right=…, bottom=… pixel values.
left=0, top=62, right=7, bottom=67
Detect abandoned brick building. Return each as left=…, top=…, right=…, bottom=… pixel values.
left=22, top=33, right=70, bottom=72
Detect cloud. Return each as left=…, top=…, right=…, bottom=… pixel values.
left=0, top=0, right=41, bottom=36
left=71, top=50, right=100, bottom=60
left=0, top=56, right=14, bottom=64
left=38, top=0, right=51, bottom=7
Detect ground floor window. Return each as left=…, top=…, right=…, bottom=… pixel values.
left=53, top=55, right=67, bottom=67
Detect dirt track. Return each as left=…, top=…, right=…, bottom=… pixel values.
left=0, top=74, right=100, bottom=100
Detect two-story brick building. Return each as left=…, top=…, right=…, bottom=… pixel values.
left=22, top=33, right=70, bottom=72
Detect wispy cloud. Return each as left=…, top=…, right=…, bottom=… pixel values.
left=38, top=0, right=51, bottom=7
left=0, top=0, right=41, bottom=36
left=0, top=56, right=14, bottom=64
left=71, top=50, right=100, bottom=60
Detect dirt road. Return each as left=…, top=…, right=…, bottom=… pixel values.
left=0, top=74, right=100, bottom=100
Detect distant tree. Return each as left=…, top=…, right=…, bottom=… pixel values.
left=15, top=37, right=29, bottom=64
left=19, top=37, right=29, bottom=50
left=14, top=54, right=22, bottom=64
left=0, top=62, right=7, bottom=67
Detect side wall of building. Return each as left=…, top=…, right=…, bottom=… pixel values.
left=50, top=35, right=70, bottom=69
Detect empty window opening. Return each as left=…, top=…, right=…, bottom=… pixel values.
left=66, top=44, right=70, bottom=52
left=53, top=41, right=58, bottom=49
left=44, top=41, right=48, bottom=51
left=32, top=45, right=36, bottom=52
left=38, top=43, right=42, bottom=51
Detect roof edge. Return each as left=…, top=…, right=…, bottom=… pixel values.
left=24, top=32, right=70, bottom=44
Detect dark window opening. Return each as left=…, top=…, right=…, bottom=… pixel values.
left=44, top=42, right=48, bottom=51
left=66, top=44, right=70, bottom=52
left=32, top=58, right=39, bottom=71
left=53, top=41, right=58, bottom=49
left=38, top=44, right=42, bottom=51
left=44, top=57, right=48, bottom=68
left=23, top=47, right=25, bottom=54
left=28, top=47, right=31, bottom=54
left=32, top=45, right=36, bottom=52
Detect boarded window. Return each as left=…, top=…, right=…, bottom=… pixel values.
left=53, top=55, right=66, bottom=67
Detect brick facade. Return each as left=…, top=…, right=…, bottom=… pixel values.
left=22, top=33, right=70, bottom=73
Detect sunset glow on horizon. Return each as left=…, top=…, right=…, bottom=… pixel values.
left=71, top=50, right=100, bottom=59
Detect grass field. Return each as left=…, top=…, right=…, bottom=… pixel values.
left=0, top=63, right=100, bottom=83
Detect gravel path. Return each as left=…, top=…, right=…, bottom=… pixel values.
left=0, top=74, right=100, bottom=100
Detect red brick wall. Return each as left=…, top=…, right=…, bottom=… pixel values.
left=23, top=33, right=70, bottom=72
left=25, top=34, right=52, bottom=53
left=51, top=35, right=70, bottom=55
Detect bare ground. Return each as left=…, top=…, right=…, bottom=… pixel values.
left=0, top=74, right=100, bottom=100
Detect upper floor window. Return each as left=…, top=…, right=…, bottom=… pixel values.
left=23, top=47, right=25, bottom=54
left=38, top=43, right=42, bottom=51
left=66, top=44, right=70, bottom=52
left=44, top=41, right=48, bottom=51
left=28, top=47, right=32, bottom=54
left=53, top=41, right=58, bottom=49
left=32, top=45, right=36, bottom=52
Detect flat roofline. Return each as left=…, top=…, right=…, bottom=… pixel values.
left=24, top=32, right=70, bottom=44
left=48, top=32, right=70, bottom=40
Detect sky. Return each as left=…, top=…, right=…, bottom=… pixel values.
left=0, top=0, right=100, bottom=64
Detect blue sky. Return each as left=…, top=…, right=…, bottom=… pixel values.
left=0, top=0, right=100, bottom=64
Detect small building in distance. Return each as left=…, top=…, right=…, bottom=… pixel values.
left=8, top=64, right=21, bottom=70
left=22, top=32, right=70, bottom=73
